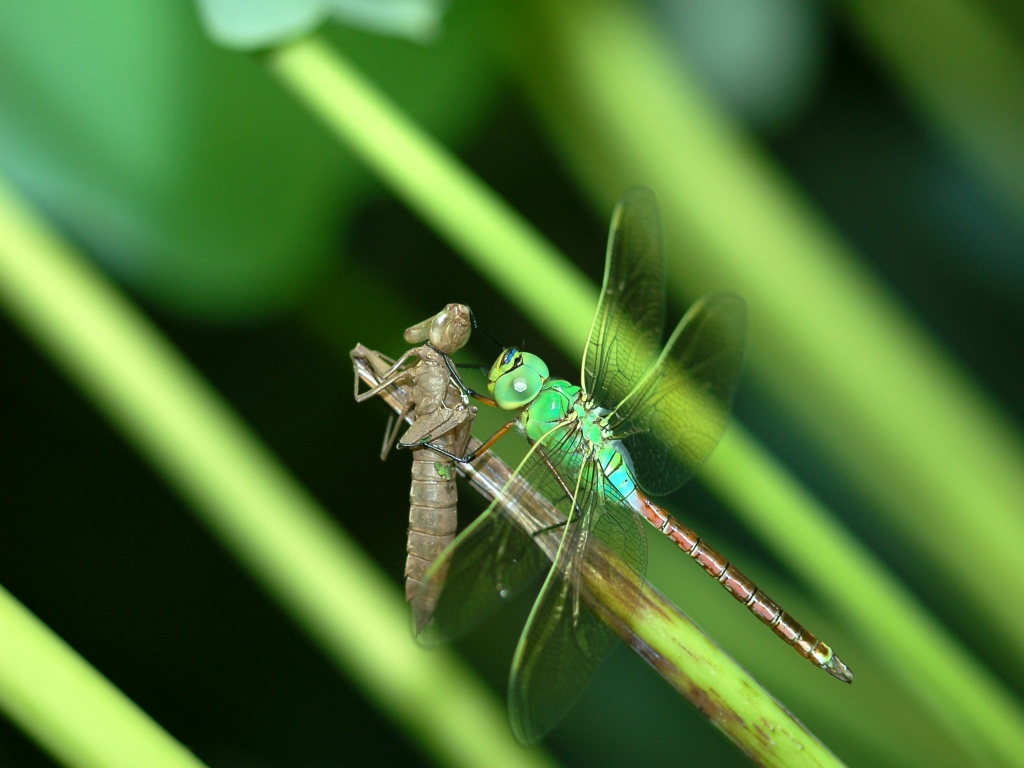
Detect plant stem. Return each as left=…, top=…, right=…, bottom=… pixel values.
left=0, top=174, right=553, bottom=768
left=0, top=586, right=207, bottom=768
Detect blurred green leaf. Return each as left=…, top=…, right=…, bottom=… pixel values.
left=0, top=0, right=496, bottom=320
left=195, top=0, right=448, bottom=49
left=501, top=0, right=1024, bottom=671
left=840, top=0, right=1024, bottom=229
left=0, top=586, right=209, bottom=768
left=0, top=173, right=553, bottom=768
left=644, top=0, right=826, bottom=131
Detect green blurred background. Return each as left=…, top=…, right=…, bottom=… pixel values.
left=2, top=1, right=1023, bottom=766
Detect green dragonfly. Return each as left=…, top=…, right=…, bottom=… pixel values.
left=415, top=188, right=852, bottom=743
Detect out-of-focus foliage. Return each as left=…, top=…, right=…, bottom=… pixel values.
left=196, top=0, right=449, bottom=48
left=2, top=0, right=1024, bottom=767
left=644, top=0, right=826, bottom=131
left=0, top=0, right=495, bottom=319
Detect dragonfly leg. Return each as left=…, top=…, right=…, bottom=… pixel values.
left=380, top=401, right=412, bottom=461
left=353, top=349, right=418, bottom=402
left=438, top=346, right=498, bottom=408
left=405, top=418, right=517, bottom=463
left=534, top=442, right=586, bottom=521
left=530, top=520, right=567, bottom=537
left=456, top=362, right=491, bottom=376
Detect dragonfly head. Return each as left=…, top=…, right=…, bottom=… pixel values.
left=487, top=347, right=549, bottom=410
left=403, top=303, right=472, bottom=355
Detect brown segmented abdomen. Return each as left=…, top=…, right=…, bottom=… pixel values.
left=633, top=491, right=853, bottom=682
left=352, top=305, right=476, bottom=628
left=405, top=421, right=467, bottom=616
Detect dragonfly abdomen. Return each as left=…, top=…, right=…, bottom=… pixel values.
left=407, top=448, right=460, bottom=604
left=630, top=490, right=854, bottom=682
left=353, top=304, right=475, bottom=632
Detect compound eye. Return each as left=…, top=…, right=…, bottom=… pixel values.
left=488, top=347, right=519, bottom=392
left=493, top=366, right=542, bottom=410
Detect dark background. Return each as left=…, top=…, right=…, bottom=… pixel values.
left=1, top=2, right=1022, bottom=766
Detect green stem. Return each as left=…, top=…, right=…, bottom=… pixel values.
left=706, top=427, right=1024, bottom=767
left=504, top=0, right=1024, bottom=665
left=504, top=0, right=1024, bottom=658
left=841, top=0, right=1024, bottom=222
left=0, top=175, right=553, bottom=768
left=355, top=351, right=847, bottom=766
left=265, top=26, right=1024, bottom=766
left=0, top=586, right=207, bottom=768
left=265, top=34, right=593, bottom=358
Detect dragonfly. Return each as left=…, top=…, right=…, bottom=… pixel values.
left=414, top=188, right=853, bottom=743
left=352, top=304, right=476, bottom=618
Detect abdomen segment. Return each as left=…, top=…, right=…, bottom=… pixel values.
left=634, top=491, right=853, bottom=682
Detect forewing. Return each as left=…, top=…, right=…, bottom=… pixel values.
left=414, top=502, right=551, bottom=643
left=507, top=456, right=648, bottom=743
left=583, top=188, right=666, bottom=411
left=610, top=291, right=747, bottom=496
left=413, top=445, right=568, bottom=643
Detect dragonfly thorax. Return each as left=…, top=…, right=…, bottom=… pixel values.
left=521, top=379, right=589, bottom=443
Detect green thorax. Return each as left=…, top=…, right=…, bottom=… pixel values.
left=486, top=346, right=637, bottom=499
left=487, top=347, right=606, bottom=450
left=524, top=380, right=595, bottom=443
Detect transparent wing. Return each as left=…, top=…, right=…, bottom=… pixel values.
left=609, top=291, right=747, bottom=496
left=583, top=187, right=666, bottom=410
left=508, top=453, right=648, bottom=743
left=414, top=419, right=649, bottom=742
left=413, top=447, right=564, bottom=644
left=413, top=424, right=594, bottom=642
